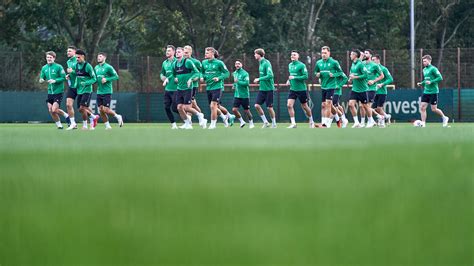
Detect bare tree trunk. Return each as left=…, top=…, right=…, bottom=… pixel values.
left=304, top=0, right=325, bottom=49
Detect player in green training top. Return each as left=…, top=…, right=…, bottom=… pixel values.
left=416, top=54, right=449, bottom=127
left=72, top=49, right=99, bottom=130
left=232, top=59, right=254, bottom=129
left=160, top=45, right=179, bottom=129
left=39, top=51, right=69, bottom=129
left=95, top=52, right=123, bottom=129
left=348, top=49, right=374, bottom=128
left=183, top=45, right=203, bottom=115
left=360, top=49, right=384, bottom=127
left=372, top=54, right=393, bottom=128
left=65, top=45, right=77, bottom=128
left=314, top=46, right=344, bottom=128
left=253, top=48, right=277, bottom=128
left=331, top=70, right=349, bottom=128
left=173, top=47, right=207, bottom=129
left=201, top=47, right=232, bottom=129
left=286, top=50, right=314, bottom=128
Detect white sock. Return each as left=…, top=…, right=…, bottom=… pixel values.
left=361, top=117, right=366, bottom=124
left=353, top=116, right=359, bottom=124
left=63, top=113, right=69, bottom=118
left=309, top=116, right=314, bottom=123
left=105, top=121, right=111, bottom=127
left=271, top=117, right=276, bottom=125
left=220, top=113, right=227, bottom=121
left=249, top=119, right=254, bottom=125
left=290, top=117, right=296, bottom=124
left=260, top=115, right=268, bottom=123
left=83, top=121, right=88, bottom=127
left=322, top=117, right=327, bottom=124
left=335, top=114, right=340, bottom=121
left=226, top=112, right=231, bottom=119
left=211, top=120, right=217, bottom=127
left=172, top=122, right=177, bottom=127
left=369, top=116, right=375, bottom=123
left=341, top=114, right=347, bottom=120
left=197, top=112, right=204, bottom=120
left=114, top=114, right=120, bottom=119
left=327, top=118, right=333, bottom=128
left=239, top=117, right=245, bottom=123
left=70, top=118, right=76, bottom=124
left=55, top=121, right=62, bottom=127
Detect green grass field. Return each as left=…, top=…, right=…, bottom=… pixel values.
left=1, top=123, right=473, bottom=266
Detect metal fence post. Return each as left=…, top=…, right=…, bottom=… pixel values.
left=116, top=54, right=120, bottom=92
left=457, top=47, right=461, bottom=121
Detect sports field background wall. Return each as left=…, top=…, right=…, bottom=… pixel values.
left=1, top=88, right=472, bottom=123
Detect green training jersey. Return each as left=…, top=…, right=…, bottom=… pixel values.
left=95, top=62, right=119, bottom=94
left=335, top=71, right=348, bottom=96
left=172, top=58, right=199, bottom=91
left=201, top=58, right=229, bottom=91
left=350, top=59, right=368, bottom=93
left=40, top=63, right=66, bottom=94
left=188, top=57, right=202, bottom=88
left=160, top=57, right=178, bottom=91
left=376, top=64, right=393, bottom=95
left=258, top=58, right=275, bottom=91
left=313, top=57, right=343, bottom=89
left=66, top=56, right=77, bottom=88
left=75, top=62, right=97, bottom=94
left=421, top=64, right=443, bottom=94
left=233, top=68, right=250, bottom=98
left=365, top=60, right=383, bottom=91
left=288, top=60, right=308, bottom=91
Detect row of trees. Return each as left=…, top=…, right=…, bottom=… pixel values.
left=0, top=0, right=472, bottom=90
left=1, top=0, right=472, bottom=57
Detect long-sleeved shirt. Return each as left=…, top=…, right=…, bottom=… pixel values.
left=350, top=59, right=368, bottom=93
left=188, top=57, right=202, bottom=88
left=75, top=62, right=97, bottom=94
left=335, top=71, right=348, bottom=96
left=233, top=68, right=250, bottom=98
left=365, top=61, right=383, bottom=91
left=160, top=57, right=178, bottom=91
left=313, top=57, right=343, bottom=89
left=258, top=58, right=275, bottom=91
left=288, top=60, right=308, bottom=91
left=201, top=58, right=229, bottom=91
left=66, top=56, right=77, bottom=88
left=421, top=64, right=443, bottom=94
left=376, top=64, right=393, bottom=95
left=95, top=62, right=119, bottom=94
left=40, top=63, right=66, bottom=94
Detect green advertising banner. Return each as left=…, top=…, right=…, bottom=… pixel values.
left=1, top=89, right=470, bottom=123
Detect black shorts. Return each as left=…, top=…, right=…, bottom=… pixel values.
left=367, top=91, right=376, bottom=103
left=255, top=91, right=274, bottom=107
left=349, top=91, right=368, bottom=104
left=66, top=87, right=78, bottom=100
left=421, top=93, right=438, bottom=105
left=77, top=93, right=91, bottom=108
left=97, top=94, right=112, bottom=108
left=333, top=94, right=341, bottom=107
left=192, top=87, right=198, bottom=100
left=321, top=89, right=335, bottom=102
left=372, top=94, right=387, bottom=108
left=288, top=90, right=308, bottom=104
left=233, top=97, right=250, bottom=110
left=176, top=89, right=193, bottom=105
left=46, top=93, right=63, bottom=106
left=207, top=89, right=222, bottom=104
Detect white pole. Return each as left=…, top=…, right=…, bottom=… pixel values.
left=410, top=0, right=415, bottom=88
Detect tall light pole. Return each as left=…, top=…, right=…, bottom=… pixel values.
left=410, top=0, right=415, bottom=88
